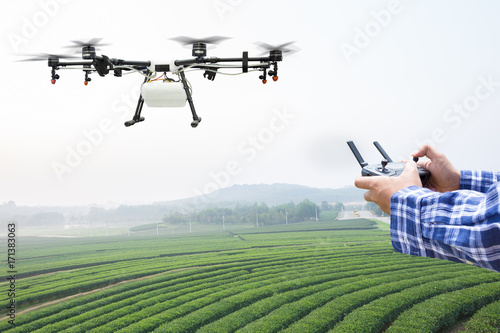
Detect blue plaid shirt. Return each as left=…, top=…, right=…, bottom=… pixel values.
left=390, top=170, right=500, bottom=272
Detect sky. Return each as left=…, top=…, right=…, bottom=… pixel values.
left=1, top=0, right=500, bottom=206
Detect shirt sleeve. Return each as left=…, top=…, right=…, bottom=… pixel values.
left=390, top=184, right=500, bottom=273
left=460, top=170, right=500, bottom=192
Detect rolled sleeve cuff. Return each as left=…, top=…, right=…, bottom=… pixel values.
left=390, top=186, right=433, bottom=257
left=460, top=170, right=500, bottom=192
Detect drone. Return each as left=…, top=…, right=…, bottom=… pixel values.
left=22, top=37, right=295, bottom=128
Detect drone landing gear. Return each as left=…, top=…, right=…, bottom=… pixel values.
left=124, top=94, right=145, bottom=127
left=124, top=77, right=147, bottom=127
left=179, top=70, right=202, bottom=128
left=124, top=73, right=202, bottom=128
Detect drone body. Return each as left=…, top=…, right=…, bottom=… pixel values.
left=30, top=38, right=290, bottom=128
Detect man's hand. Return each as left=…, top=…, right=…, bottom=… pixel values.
left=413, top=145, right=460, bottom=192
left=355, top=161, right=422, bottom=215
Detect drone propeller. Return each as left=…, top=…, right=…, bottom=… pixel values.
left=16, top=53, right=79, bottom=84
left=64, top=38, right=111, bottom=59
left=254, top=41, right=298, bottom=56
left=170, top=36, right=231, bottom=57
left=170, top=36, right=231, bottom=46
left=16, top=53, right=79, bottom=62
left=64, top=38, right=111, bottom=50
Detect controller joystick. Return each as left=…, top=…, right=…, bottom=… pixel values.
left=381, top=159, right=388, bottom=172
left=347, top=141, right=430, bottom=186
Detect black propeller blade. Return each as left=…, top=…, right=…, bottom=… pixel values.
left=64, top=38, right=111, bottom=50
left=17, top=53, right=79, bottom=62
left=254, top=41, right=298, bottom=56
left=63, top=38, right=110, bottom=60
left=170, top=36, right=231, bottom=46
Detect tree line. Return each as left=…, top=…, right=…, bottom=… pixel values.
left=163, top=200, right=344, bottom=226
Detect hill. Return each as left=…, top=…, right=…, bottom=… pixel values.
left=163, top=184, right=365, bottom=207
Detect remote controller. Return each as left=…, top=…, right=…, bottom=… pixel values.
left=347, top=141, right=430, bottom=186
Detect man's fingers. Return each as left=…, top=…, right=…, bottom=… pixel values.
left=413, top=144, right=443, bottom=161
left=354, top=175, right=376, bottom=190
left=363, top=190, right=374, bottom=202
left=417, top=159, right=431, bottom=170
left=403, top=160, right=417, bottom=173
left=402, top=160, right=423, bottom=186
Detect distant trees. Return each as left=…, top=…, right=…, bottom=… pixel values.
left=365, top=201, right=383, bottom=216
left=162, top=199, right=327, bottom=226
left=321, top=201, right=344, bottom=212
left=29, top=212, right=65, bottom=226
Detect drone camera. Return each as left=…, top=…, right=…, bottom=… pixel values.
left=141, top=81, right=187, bottom=108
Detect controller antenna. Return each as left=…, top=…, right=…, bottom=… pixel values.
left=347, top=141, right=368, bottom=168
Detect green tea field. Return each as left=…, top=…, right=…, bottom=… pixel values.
left=1, top=219, right=499, bottom=332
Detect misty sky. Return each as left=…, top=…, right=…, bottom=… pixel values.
left=2, top=0, right=500, bottom=206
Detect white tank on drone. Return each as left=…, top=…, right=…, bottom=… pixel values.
left=141, top=81, right=187, bottom=107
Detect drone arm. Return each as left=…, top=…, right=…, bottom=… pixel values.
left=174, top=51, right=281, bottom=68
left=109, top=59, right=151, bottom=67
left=56, top=60, right=94, bottom=67
left=53, top=59, right=150, bottom=73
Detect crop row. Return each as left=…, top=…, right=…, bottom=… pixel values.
left=31, top=254, right=420, bottom=332
left=2, top=248, right=444, bottom=332
left=0, top=247, right=398, bottom=331
left=34, top=257, right=343, bottom=332
left=233, top=219, right=377, bottom=234
left=129, top=223, right=167, bottom=232
left=109, top=262, right=451, bottom=332
left=386, top=280, right=500, bottom=332
left=150, top=262, right=451, bottom=333
left=8, top=232, right=247, bottom=277
left=0, top=243, right=394, bottom=310
left=240, top=266, right=487, bottom=333
left=196, top=264, right=472, bottom=333
left=12, top=221, right=385, bottom=276
left=1, top=265, right=244, bottom=333
left=330, top=271, right=500, bottom=332
left=6, top=241, right=389, bottom=282
left=464, top=299, right=500, bottom=332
